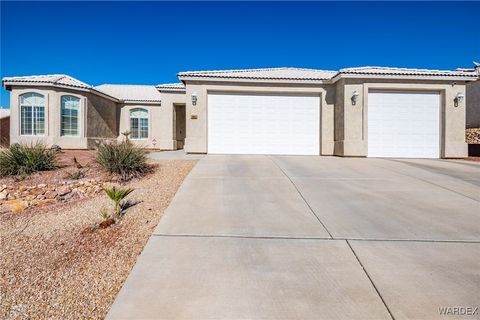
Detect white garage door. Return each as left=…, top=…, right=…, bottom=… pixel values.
left=368, top=91, right=440, bottom=158
left=208, top=93, right=320, bottom=155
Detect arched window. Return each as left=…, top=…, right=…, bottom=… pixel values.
left=20, top=93, right=45, bottom=135
left=130, top=108, right=148, bottom=139
left=61, top=95, right=80, bottom=136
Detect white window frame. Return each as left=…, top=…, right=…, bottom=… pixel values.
left=19, top=92, right=46, bottom=136
left=60, top=95, right=81, bottom=137
left=129, top=108, right=149, bottom=140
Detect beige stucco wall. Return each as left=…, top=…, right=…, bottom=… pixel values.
left=334, top=79, right=468, bottom=158
left=160, top=92, right=186, bottom=150
left=118, top=103, right=160, bottom=149
left=466, top=79, right=480, bottom=128
left=334, top=79, right=366, bottom=156
left=117, top=92, right=185, bottom=149
left=85, top=93, right=118, bottom=148
left=184, top=78, right=468, bottom=158
left=184, top=81, right=336, bottom=155
left=8, top=86, right=118, bottom=149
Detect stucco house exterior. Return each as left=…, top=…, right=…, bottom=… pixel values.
left=2, top=66, right=479, bottom=158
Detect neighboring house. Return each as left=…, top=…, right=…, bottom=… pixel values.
left=0, top=108, right=10, bottom=146
left=466, top=62, right=480, bottom=128
left=2, top=66, right=479, bottom=158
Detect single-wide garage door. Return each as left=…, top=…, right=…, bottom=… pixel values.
left=368, top=91, right=440, bottom=158
left=208, top=93, right=320, bottom=155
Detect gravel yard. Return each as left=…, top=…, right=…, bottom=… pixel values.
left=0, top=159, right=197, bottom=319
left=466, top=128, right=480, bottom=144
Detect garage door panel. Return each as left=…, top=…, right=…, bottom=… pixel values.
left=208, top=93, right=320, bottom=155
left=368, top=91, right=440, bottom=158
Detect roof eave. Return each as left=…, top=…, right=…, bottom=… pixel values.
left=121, top=100, right=161, bottom=105
left=330, top=73, right=478, bottom=83
left=177, top=76, right=330, bottom=84
left=3, top=81, right=121, bottom=102
left=2, top=81, right=92, bottom=92
left=156, top=88, right=186, bottom=93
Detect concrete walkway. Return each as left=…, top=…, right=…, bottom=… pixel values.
left=107, top=156, right=480, bottom=319
left=148, top=150, right=205, bottom=161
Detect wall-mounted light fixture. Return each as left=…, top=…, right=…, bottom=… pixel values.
left=351, top=90, right=359, bottom=106
left=191, top=94, right=197, bottom=106
left=454, top=92, right=464, bottom=107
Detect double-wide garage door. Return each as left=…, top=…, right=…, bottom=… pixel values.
left=207, top=91, right=440, bottom=158
left=208, top=93, right=320, bottom=155
left=368, top=91, right=440, bottom=158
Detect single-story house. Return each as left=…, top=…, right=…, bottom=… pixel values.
left=0, top=107, right=10, bottom=146
left=2, top=65, right=479, bottom=158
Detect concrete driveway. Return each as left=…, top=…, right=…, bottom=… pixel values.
left=107, top=156, right=480, bottom=320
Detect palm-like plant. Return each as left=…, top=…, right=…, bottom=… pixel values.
left=103, top=185, right=134, bottom=217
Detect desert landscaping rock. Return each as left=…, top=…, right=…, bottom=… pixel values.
left=57, top=186, right=72, bottom=196
left=0, top=160, right=197, bottom=319
left=0, top=179, right=107, bottom=213
left=466, top=128, right=480, bottom=144
left=44, top=191, right=58, bottom=199
left=36, top=199, right=57, bottom=208
left=2, top=199, right=29, bottom=212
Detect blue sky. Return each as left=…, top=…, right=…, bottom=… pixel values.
left=1, top=1, right=479, bottom=108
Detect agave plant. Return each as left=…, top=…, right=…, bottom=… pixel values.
left=103, top=185, right=134, bottom=217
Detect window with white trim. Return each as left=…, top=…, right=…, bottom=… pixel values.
left=130, top=108, right=148, bottom=139
left=61, top=95, right=80, bottom=136
left=20, top=93, right=45, bottom=135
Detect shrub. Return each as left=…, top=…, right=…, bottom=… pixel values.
left=0, top=143, right=58, bottom=177
left=95, top=141, right=148, bottom=180
left=103, top=185, right=134, bottom=218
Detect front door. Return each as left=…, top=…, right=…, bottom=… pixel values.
left=174, top=104, right=186, bottom=150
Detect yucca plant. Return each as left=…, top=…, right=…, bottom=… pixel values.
left=103, top=185, right=134, bottom=218
left=121, top=130, right=131, bottom=142
left=95, top=141, right=148, bottom=180
left=0, top=143, right=58, bottom=177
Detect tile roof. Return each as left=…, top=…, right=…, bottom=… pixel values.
left=95, top=84, right=161, bottom=102
left=338, top=66, right=478, bottom=79
left=178, top=66, right=478, bottom=82
left=177, top=68, right=338, bottom=82
left=2, top=74, right=92, bottom=89
left=155, top=83, right=186, bottom=92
